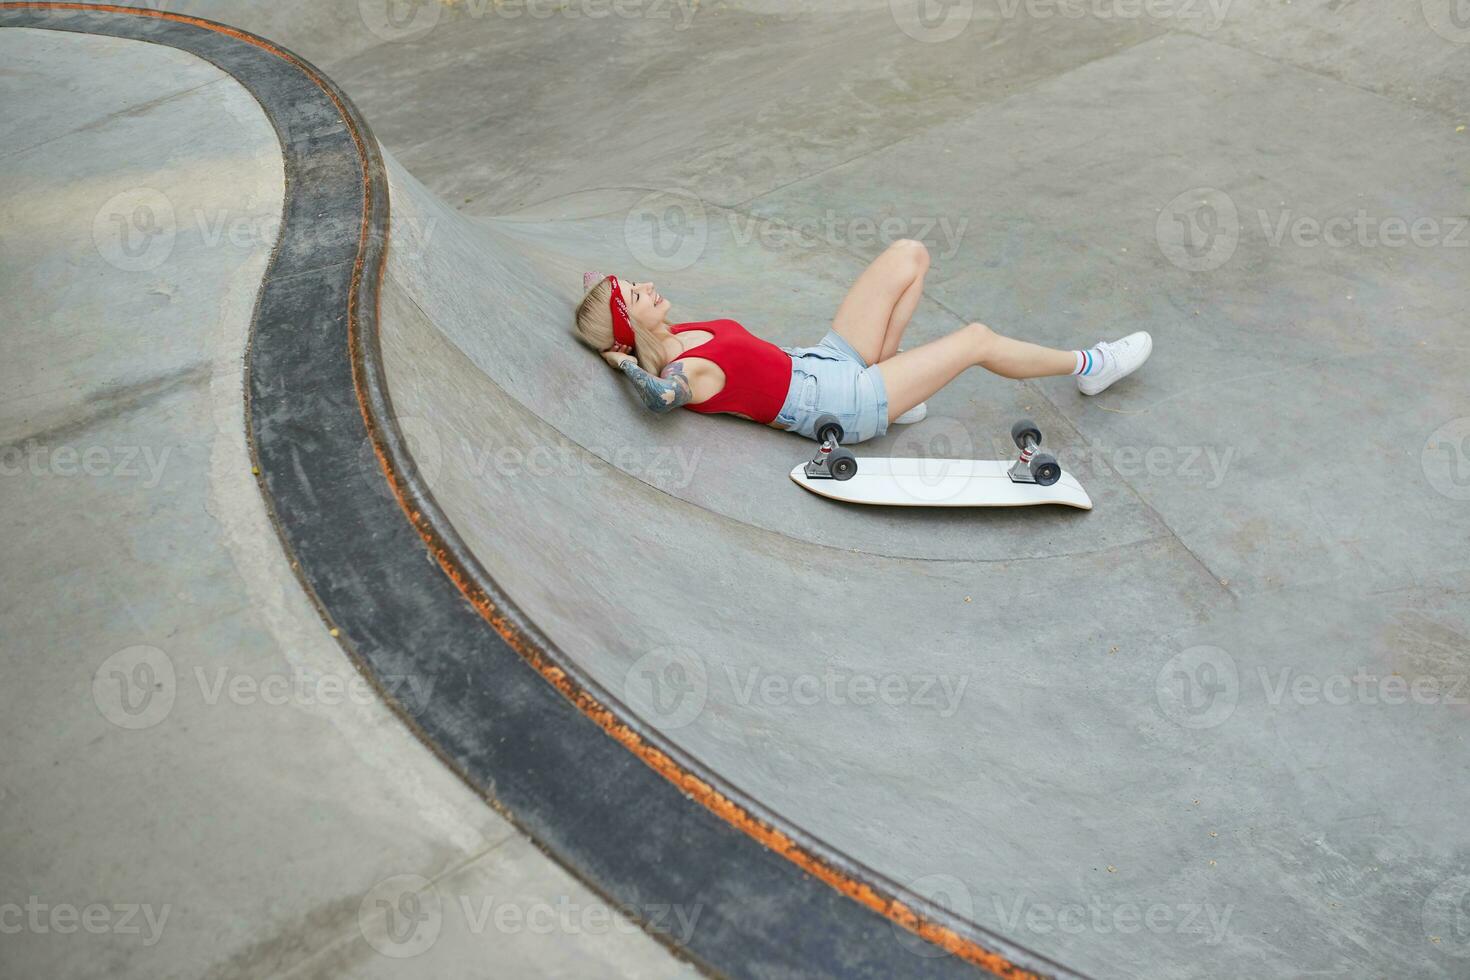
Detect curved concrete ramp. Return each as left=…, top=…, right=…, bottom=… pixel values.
left=15, top=4, right=1470, bottom=980
left=378, top=136, right=1470, bottom=980
left=0, top=5, right=1064, bottom=976
left=369, top=20, right=1470, bottom=980
left=0, top=7, right=689, bottom=980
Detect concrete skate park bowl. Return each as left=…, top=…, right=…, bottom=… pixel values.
left=7, top=2, right=1470, bottom=977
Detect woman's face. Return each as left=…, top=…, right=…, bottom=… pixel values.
left=621, top=279, right=670, bottom=329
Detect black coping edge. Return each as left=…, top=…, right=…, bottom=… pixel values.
left=0, top=5, right=1087, bottom=979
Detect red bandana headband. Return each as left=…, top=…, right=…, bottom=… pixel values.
left=591, top=274, right=635, bottom=352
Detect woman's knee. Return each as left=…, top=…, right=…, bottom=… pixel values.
left=885, top=238, right=930, bottom=278
left=965, top=321, right=998, bottom=361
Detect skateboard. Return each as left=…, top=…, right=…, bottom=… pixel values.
left=789, top=416, right=1092, bottom=510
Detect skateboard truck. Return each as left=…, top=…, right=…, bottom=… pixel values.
left=802, top=415, right=1063, bottom=488
left=1007, top=419, right=1062, bottom=487
left=803, top=414, right=859, bottom=481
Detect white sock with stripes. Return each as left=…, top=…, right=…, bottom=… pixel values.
left=1071, top=347, right=1108, bottom=376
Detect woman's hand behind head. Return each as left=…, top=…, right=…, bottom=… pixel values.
left=601, top=346, right=635, bottom=369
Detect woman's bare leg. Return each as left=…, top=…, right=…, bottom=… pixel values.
left=878, top=272, right=925, bottom=363
left=829, top=239, right=930, bottom=365
left=877, top=322, right=1077, bottom=422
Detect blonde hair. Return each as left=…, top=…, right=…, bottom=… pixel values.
left=575, top=277, right=671, bottom=377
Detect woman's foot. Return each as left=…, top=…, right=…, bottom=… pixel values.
left=1075, top=331, right=1153, bottom=396
left=893, top=401, right=928, bottom=424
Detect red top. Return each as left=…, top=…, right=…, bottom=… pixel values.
left=670, top=319, right=794, bottom=424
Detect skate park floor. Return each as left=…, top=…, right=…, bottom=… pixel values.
left=3, top=2, right=1469, bottom=979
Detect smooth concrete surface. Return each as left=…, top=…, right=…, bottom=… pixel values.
left=85, top=1, right=1470, bottom=213
left=377, top=151, right=1470, bottom=979
left=341, top=4, right=1467, bottom=979
left=8, top=3, right=1470, bottom=979
left=0, top=27, right=695, bottom=980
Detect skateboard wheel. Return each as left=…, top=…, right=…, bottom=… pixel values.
left=813, top=414, right=844, bottom=445
left=829, top=448, right=858, bottom=481
left=1031, top=452, right=1061, bottom=487
left=1011, top=418, right=1041, bottom=449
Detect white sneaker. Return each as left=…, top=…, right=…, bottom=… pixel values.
left=1076, top=331, right=1153, bottom=396
left=893, top=402, right=927, bottom=424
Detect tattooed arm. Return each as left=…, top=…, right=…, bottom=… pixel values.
left=615, top=357, right=695, bottom=414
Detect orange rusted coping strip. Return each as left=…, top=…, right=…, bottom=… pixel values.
left=0, top=5, right=1041, bottom=976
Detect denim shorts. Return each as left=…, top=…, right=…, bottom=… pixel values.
left=775, top=330, right=889, bottom=443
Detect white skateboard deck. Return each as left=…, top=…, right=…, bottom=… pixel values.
left=790, top=457, right=1092, bottom=509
